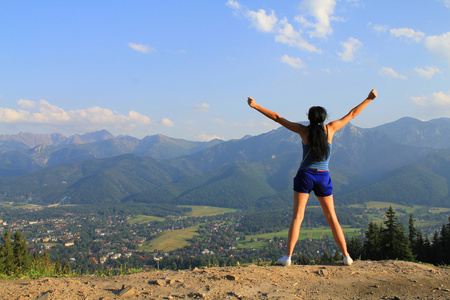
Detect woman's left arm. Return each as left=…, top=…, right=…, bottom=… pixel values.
left=247, top=97, right=305, bottom=135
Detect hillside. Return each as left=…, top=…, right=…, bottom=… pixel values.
left=2, top=260, right=449, bottom=299
left=340, top=149, right=450, bottom=207
left=0, top=117, right=449, bottom=208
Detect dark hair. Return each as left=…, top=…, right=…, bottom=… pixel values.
left=307, top=106, right=329, bottom=161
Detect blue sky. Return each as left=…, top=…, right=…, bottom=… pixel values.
left=1, top=0, right=450, bottom=141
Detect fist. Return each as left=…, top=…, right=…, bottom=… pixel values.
left=247, top=97, right=256, bottom=108
left=368, top=89, right=377, bottom=100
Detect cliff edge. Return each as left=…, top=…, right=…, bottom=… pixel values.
left=2, top=260, right=449, bottom=299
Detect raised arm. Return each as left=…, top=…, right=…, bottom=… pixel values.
left=327, top=89, right=377, bottom=134
left=247, top=97, right=306, bottom=135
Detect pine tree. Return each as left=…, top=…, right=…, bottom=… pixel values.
left=43, top=251, right=51, bottom=269
left=0, top=230, right=16, bottom=275
left=61, top=260, right=71, bottom=275
left=362, top=222, right=381, bottom=260
left=443, top=218, right=450, bottom=265
left=408, top=214, right=416, bottom=247
left=54, top=259, right=62, bottom=275
left=347, top=236, right=362, bottom=260
left=380, top=206, right=413, bottom=261
left=13, top=231, right=32, bottom=274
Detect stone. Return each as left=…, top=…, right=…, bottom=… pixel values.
left=226, top=274, right=238, bottom=281
left=35, top=291, right=51, bottom=300
left=118, top=286, right=135, bottom=297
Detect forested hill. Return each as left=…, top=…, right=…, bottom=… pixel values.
left=0, top=117, right=449, bottom=209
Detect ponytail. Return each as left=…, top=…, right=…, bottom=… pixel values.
left=307, top=106, right=329, bottom=161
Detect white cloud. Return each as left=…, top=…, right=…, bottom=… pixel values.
left=161, top=118, right=174, bottom=127
left=0, top=99, right=152, bottom=133
left=227, top=0, right=321, bottom=53
left=247, top=9, right=278, bottom=32
left=17, top=99, right=36, bottom=108
left=226, top=0, right=241, bottom=11
left=411, top=91, right=450, bottom=107
left=338, top=37, right=362, bottom=62
left=128, top=42, right=155, bottom=53
left=281, top=54, right=307, bottom=69
left=440, top=0, right=450, bottom=8
left=424, top=32, right=450, bottom=65
left=194, top=103, right=210, bottom=113
left=379, top=67, right=407, bottom=79
left=414, top=66, right=442, bottom=78
left=390, top=28, right=425, bottom=43
left=275, top=18, right=321, bottom=53
left=371, top=23, right=389, bottom=33
left=297, top=0, right=337, bottom=38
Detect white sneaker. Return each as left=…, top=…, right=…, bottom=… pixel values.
left=343, top=256, right=353, bottom=266
left=276, top=255, right=291, bottom=266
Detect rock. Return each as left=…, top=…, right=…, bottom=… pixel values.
left=317, top=269, right=328, bottom=277
left=226, top=274, right=238, bottom=281
left=150, top=279, right=166, bottom=286
left=118, top=286, right=135, bottom=297
left=35, top=291, right=51, bottom=300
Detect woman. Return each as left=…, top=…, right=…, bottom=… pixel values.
left=247, top=89, right=377, bottom=266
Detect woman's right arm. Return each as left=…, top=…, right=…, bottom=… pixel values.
left=327, top=89, right=377, bottom=134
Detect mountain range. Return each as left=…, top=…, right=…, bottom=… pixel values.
left=0, top=117, right=449, bottom=209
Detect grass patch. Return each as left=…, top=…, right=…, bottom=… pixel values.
left=366, top=201, right=420, bottom=214
left=128, top=215, right=165, bottom=225
left=180, top=205, right=237, bottom=217
left=140, top=225, right=200, bottom=252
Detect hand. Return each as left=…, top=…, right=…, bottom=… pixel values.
left=367, top=89, right=377, bottom=100
left=247, top=97, right=257, bottom=108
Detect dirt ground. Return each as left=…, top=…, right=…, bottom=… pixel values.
left=1, top=260, right=450, bottom=299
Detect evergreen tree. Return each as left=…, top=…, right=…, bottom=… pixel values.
left=296, top=254, right=311, bottom=265
left=61, top=260, right=71, bottom=275
left=362, top=222, right=381, bottom=260
left=43, top=251, right=51, bottom=269
left=408, top=214, right=416, bottom=247
left=54, top=259, right=62, bottom=275
left=12, top=231, right=32, bottom=274
left=0, top=230, right=16, bottom=275
left=413, top=230, right=427, bottom=262
left=440, top=218, right=450, bottom=265
left=347, top=236, right=362, bottom=260
left=380, top=206, right=413, bottom=261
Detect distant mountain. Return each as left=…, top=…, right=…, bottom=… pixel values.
left=341, top=149, right=450, bottom=207
left=374, top=117, right=450, bottom=148
left=0, top=131, right=223, bottom=177
left=0, top=117, right=449, bottom=208
left=0, top=154, right=192, bottom=205
left=0, top=130, right=113, bottom=148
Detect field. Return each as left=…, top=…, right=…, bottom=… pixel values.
left=139, top=225, right=200, bottom=252
left=135, top=202, right=449, bottom=253
left=127, top=215, right=165, bottom=225
left=180, top=205, right=237, bottom=217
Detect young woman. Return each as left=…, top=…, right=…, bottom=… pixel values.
left=247, top=89, right=377, bottom=266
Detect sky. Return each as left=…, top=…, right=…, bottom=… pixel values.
left=1, top=0, right=450, bottom=141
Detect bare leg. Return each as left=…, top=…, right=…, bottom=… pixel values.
left=286, top=192, right=310, bottom=255
left=317, top=195, right=349, bottom=257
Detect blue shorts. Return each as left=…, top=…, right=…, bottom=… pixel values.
left=293, top=169, right=333, bottom=197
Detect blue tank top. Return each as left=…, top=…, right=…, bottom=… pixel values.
left=299, top=143, right=332, bottom=171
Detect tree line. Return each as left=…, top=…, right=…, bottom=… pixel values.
left=0, top=230, right=71, bottom=277
left=347, top=206, right=450, bottom=266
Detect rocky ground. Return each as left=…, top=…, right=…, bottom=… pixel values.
left=1, top=260, right=450, bottom=299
